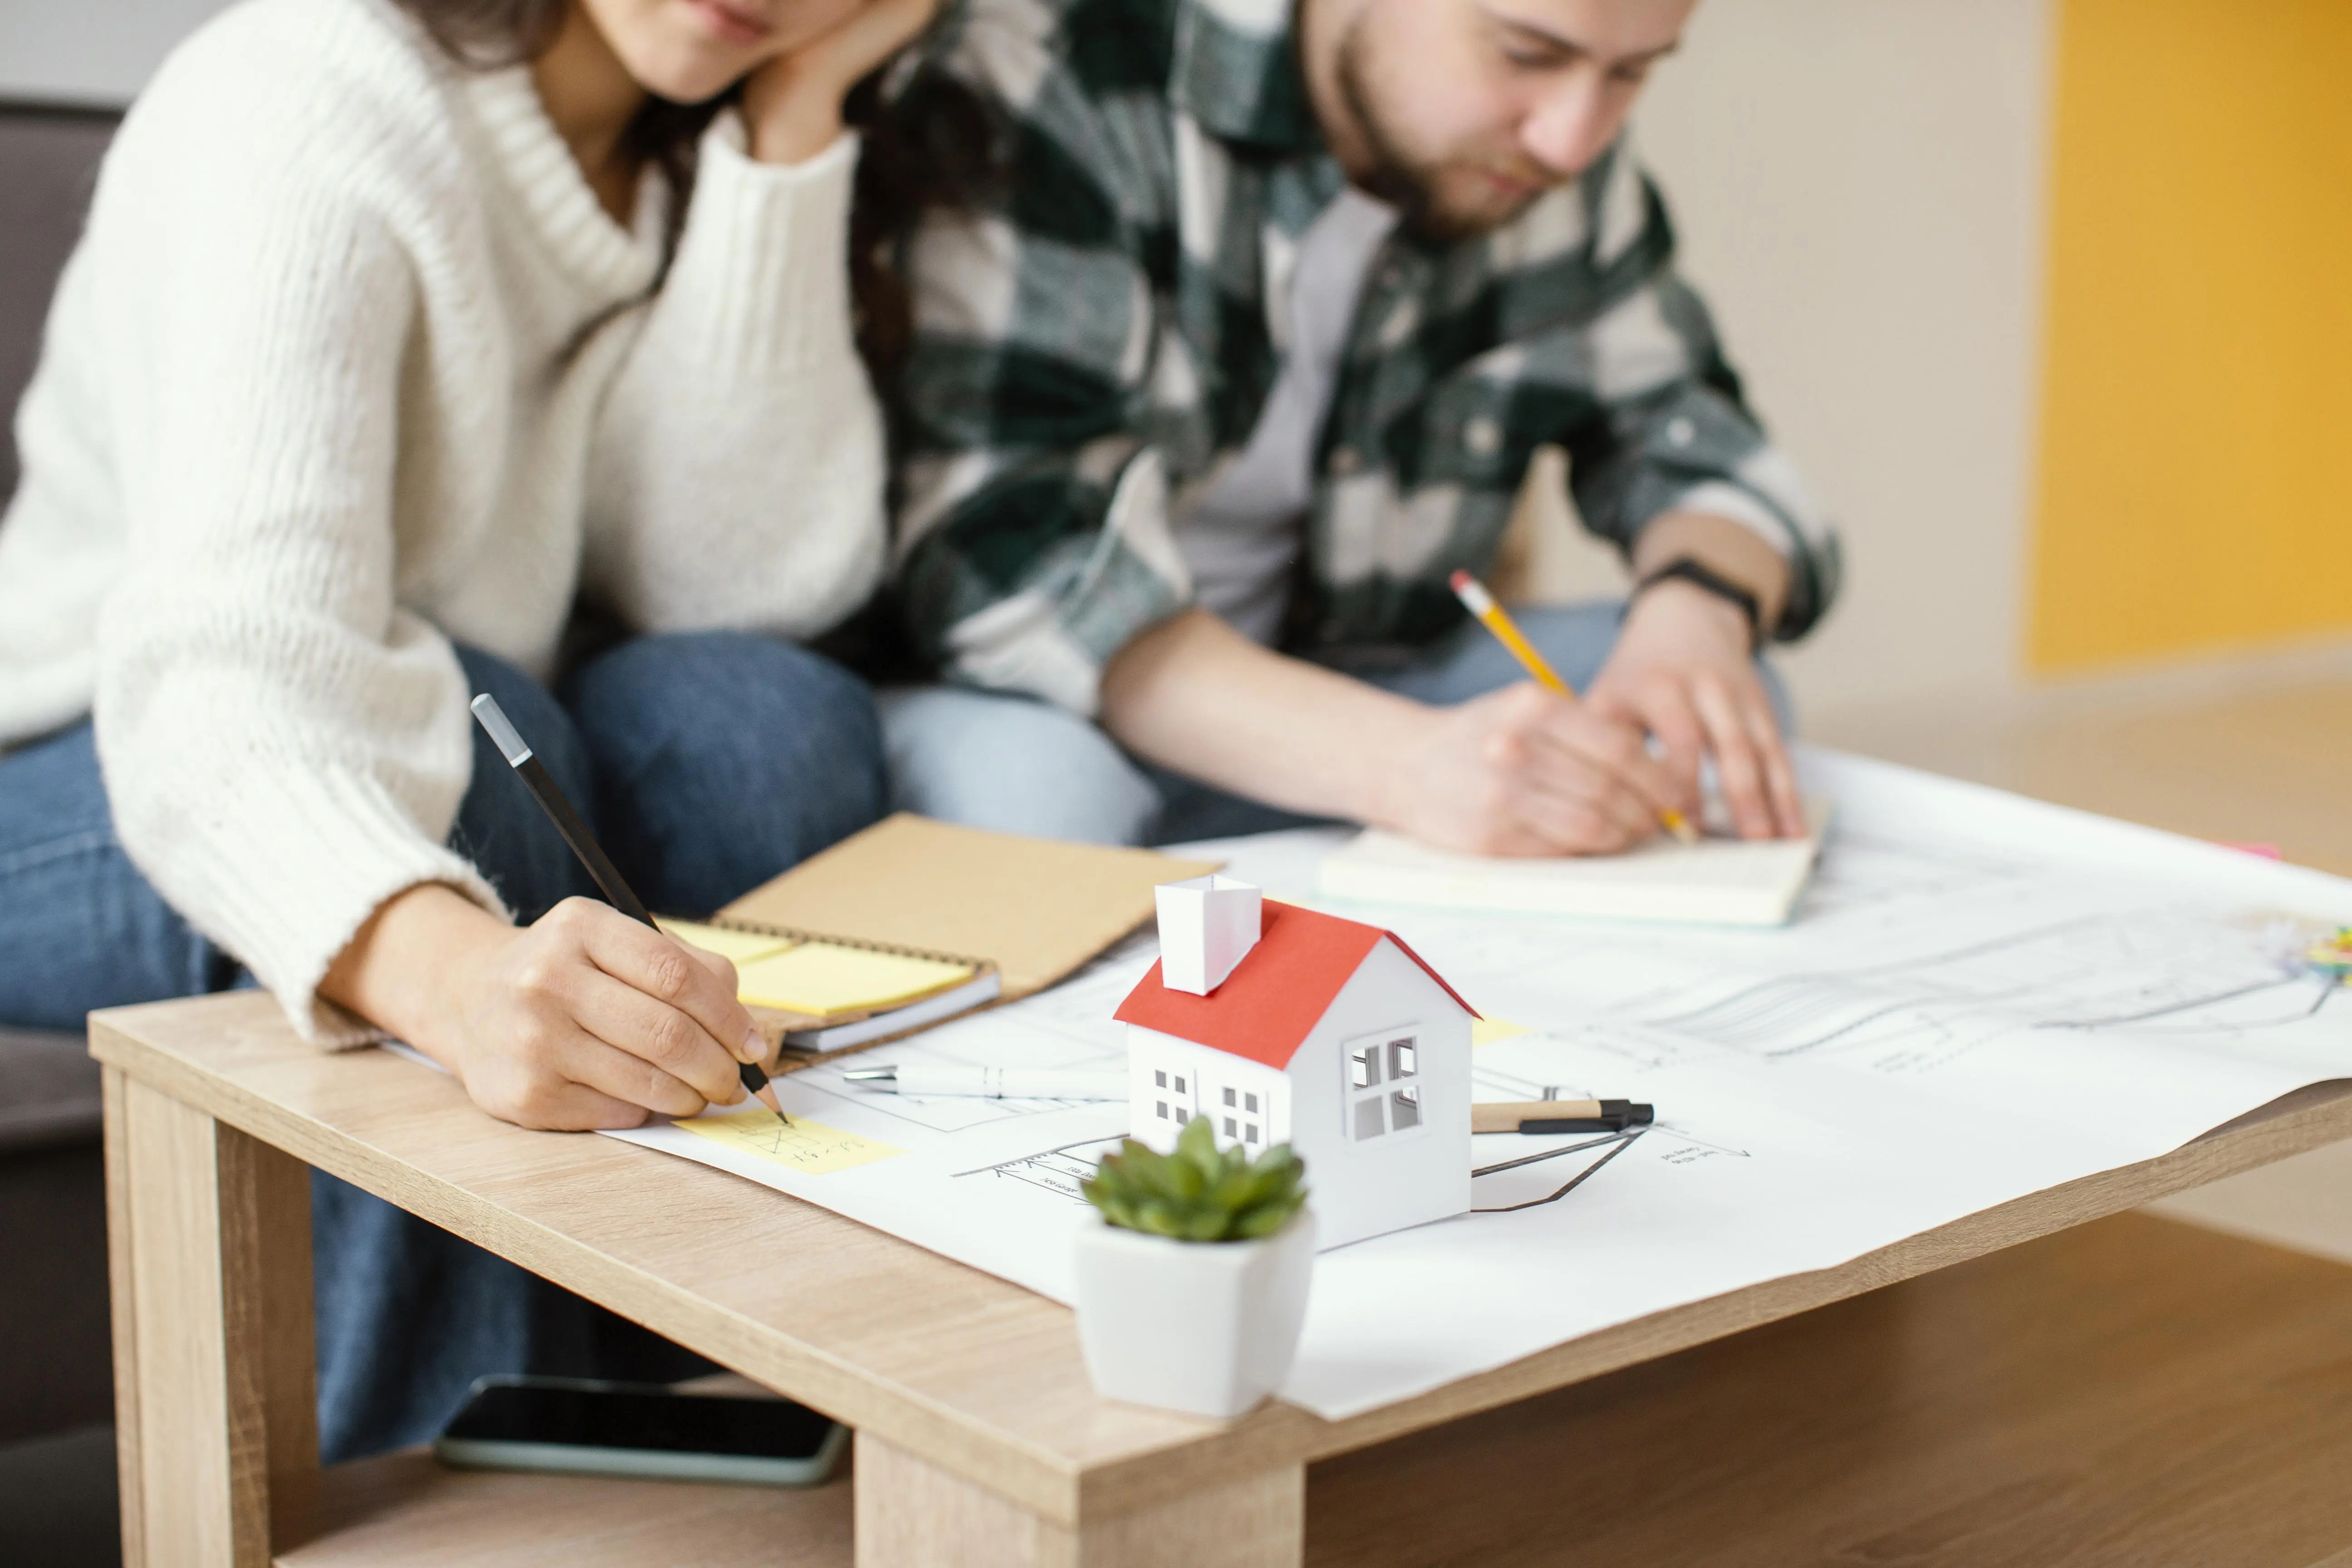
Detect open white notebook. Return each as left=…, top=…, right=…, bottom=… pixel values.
left=1319, top=799, right=1833, bottom=926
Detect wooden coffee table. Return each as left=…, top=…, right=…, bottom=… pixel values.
left=92, top=990, right=2352, bottom=1567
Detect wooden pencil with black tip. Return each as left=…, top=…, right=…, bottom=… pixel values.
left=1472, top=1099, right=1654, bottom=1135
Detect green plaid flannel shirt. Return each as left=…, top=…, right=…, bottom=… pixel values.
left=892, top=0, right=1841, bottom=715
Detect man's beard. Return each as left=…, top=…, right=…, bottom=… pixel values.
left=1333, top=16, right=1546, bottom=245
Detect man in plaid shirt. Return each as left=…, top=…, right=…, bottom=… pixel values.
left=880, top=0, right=1840, bottom=850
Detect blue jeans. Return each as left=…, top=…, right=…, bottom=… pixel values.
left=0, top=631, right=885, bottom=1461
left=877, top=601, right=1794, bottom=845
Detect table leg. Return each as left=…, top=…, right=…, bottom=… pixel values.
left=105, top=1069, right=318, bottom=1568
left=853, top=1430, right=1304, bottom=1568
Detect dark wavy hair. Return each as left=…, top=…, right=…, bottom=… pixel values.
left=390, top=0, right=993, bottom=382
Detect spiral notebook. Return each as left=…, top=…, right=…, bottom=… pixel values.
left=663, top=814, right=1216, bottom=1057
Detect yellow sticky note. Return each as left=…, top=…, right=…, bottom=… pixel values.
left=1471, top=1016, right=1533, bottom=1047
left=656, top=918, right=798, bottom=967
left=731, top=942, right=974, bottom=1019
left=676, top=1110, right=906, bottom=1173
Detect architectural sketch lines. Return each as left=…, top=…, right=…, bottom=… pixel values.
left=953, top=1136, right=1122, bottom=1200
left=2034, top=974, right=2310, bottom=1030
left=1615, top=911, right=2335, bottom=1071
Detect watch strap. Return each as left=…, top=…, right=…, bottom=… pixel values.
left=1631, top=557, right=1765, bottom=653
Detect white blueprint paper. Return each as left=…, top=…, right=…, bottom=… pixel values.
left=602, top=748, right=2352, bottom=1420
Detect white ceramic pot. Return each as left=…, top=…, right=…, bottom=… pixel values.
left=1071, top=1210, right=1316, bottom=1418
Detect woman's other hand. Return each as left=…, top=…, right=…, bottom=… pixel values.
left=740, top=0, right=941, bottom=164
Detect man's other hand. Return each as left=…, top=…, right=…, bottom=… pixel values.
left=1585, top=578, right=1806, bottom=840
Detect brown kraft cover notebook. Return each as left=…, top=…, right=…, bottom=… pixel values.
left=716, top=813, right=1218, bottom=1004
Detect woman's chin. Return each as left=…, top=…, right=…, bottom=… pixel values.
left=616, top=32, right=760, bottom=106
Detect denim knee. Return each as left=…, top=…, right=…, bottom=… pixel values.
left=447, top=645, right=600, bottom=925
left=561, top=631, right=885, bottom=916
left=874, top=685, right=1162, bottom=847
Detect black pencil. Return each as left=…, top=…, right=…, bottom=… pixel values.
left=470, top=693, right=785, bottom=1122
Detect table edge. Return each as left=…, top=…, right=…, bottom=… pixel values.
left=90, top=996, right=2352, bottom=1520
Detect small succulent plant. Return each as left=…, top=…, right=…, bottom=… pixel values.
left=1082, top=1116, right=1308, bottom=1242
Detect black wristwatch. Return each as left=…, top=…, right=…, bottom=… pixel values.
left=1630, top=557, right=1765, bottom=653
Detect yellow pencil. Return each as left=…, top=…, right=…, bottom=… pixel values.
left=1448, top=570, right=1700, bottom=844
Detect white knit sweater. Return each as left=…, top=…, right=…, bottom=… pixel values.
left=0, top=0, right=887, bottom=1042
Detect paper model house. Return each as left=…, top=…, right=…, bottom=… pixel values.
left=1113, top=876, right=1479, bottom=1250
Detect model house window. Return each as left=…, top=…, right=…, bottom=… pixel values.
left=1213, top=1083, right=1264, bottom=1145
left=1348, top=1034, right=1420, bottom=1142
left=1154, top=1066, right=1191, bottom=1126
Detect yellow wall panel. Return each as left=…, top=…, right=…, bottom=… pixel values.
left=2034, top=0, right=2352, bottom=671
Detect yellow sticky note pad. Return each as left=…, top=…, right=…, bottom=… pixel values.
left=731, top=942, right=975, bottom=1019
left=676, top=1110, right=906, bottom=1174
left=656, top=918, right=798, bottom=967
left=1471, top=1016, right=1533, bottom=1047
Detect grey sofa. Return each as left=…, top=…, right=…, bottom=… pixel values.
left=1, top=101, right=125, bottom=1453
left=0, top=1029, right=113, bottom=1447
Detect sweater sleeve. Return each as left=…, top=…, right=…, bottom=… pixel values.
left=88, top=85, right=505, bottom=1047
left=581, top=117, right=887, bottom=640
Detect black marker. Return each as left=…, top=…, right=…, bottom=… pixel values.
left=470, top=693, right=785, bottom=1123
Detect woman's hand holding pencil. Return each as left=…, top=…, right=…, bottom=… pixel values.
left=324, top=885, right=772, bottom=1131
left=431, top=896, right=772, bottom=1129
left=320, top=695, right=783, bottom=1133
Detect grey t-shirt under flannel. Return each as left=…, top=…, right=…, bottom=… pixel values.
left=891, top=0, right=1842, bottom=715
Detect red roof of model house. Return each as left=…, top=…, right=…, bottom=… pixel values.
left=1113, top=899, right=1477, bottom=1070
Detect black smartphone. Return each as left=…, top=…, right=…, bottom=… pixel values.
left=434, top=1375, right=847, bottom=1487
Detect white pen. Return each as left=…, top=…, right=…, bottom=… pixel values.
left=841, top=1063, right=1128, bottom=1100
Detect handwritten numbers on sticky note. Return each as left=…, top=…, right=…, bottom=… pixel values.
left=676, top=1110, right=906, bottom=1174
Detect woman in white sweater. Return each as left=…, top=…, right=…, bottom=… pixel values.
left=0, top=0, right=935, bottom=1455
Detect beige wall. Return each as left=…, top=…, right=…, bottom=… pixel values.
left=1527, top=0, right=2054, bottom=722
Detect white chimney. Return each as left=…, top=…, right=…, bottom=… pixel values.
left=1155, top=875, right=1262, bottom=995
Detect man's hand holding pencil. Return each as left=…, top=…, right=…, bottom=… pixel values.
left=1378, top=674, right=1693, bottom=858
left=1437, top=570, right=1807, bottom=855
